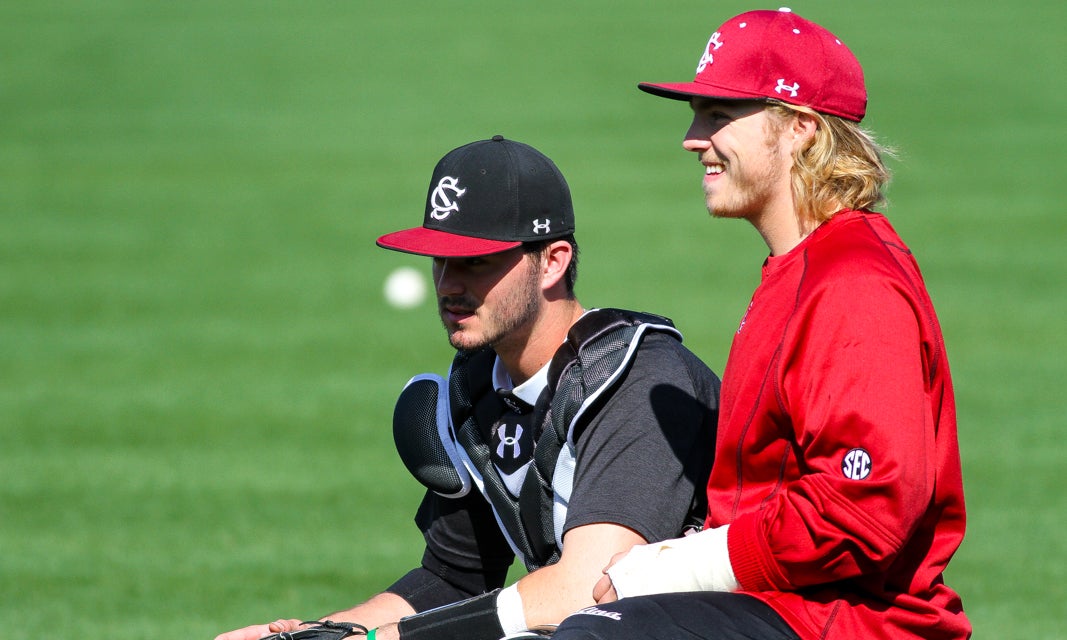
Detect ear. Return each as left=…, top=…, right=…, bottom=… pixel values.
left=540, top=240, right=573, bottom=291
left=790, top=111, right=818, bottom=152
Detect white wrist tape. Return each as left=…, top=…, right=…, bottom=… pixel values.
left=496, top=583, right=527, bottom=636
left=606, top=525, right=739, bottom=598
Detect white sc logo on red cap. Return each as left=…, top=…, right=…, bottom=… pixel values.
left=696, top=31, right=724, bottom=73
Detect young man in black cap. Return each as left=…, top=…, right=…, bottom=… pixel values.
left=215, top=136, right=720, bottom=640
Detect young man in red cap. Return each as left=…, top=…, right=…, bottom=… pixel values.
left=215, top=136, right=720, bottom=640
left=552, top=8, right=970, bottom=640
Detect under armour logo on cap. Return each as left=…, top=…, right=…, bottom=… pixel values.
left=775, top=79, right=800, bottom=98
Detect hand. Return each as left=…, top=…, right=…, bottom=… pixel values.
left=213, top=619, right=302, bottom=640
left=602, top=526, right=737, bottom=599
left=592, top=574, right=617, bottom=604
left=592, top=549, right=628, bottom=604
left=268, top=620, right=306, bottom=635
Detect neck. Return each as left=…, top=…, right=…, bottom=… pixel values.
left=497, top=297, right=585, bottom=385
left=750, top=203, right=825, bottom=256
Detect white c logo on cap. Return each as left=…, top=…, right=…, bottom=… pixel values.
left=696, top=32, right=724, bottom=73
left=430, top=176, right=467, bottom=220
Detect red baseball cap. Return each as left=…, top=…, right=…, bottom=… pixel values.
left=377, top=136, right=575, bottom=258
left=639, top=8, right=867, bottom=122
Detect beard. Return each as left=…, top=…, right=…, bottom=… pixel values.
left=706, top=122, right=790, bottom=220
left=440, top=257, right=542, bottom=353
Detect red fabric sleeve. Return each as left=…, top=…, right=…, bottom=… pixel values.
left=731, top=266, right=936, bottom=590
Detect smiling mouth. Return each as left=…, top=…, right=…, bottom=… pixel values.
left=704, top=163, right=725, bottom=175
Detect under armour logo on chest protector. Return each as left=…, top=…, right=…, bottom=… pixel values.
left=491, top=406, right=537, bottom=488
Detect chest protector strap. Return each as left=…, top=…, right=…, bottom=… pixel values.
left=392, top=308, right=681, bottom=570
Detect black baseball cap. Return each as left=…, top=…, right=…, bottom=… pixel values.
left=376, top=135, right=575, bottom=257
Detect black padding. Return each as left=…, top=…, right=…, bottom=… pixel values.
left=386, top=566, right=481, bottom=612
left=393, top=375, right=470, bottom=498
left=397, top=589, right=505, bottom=640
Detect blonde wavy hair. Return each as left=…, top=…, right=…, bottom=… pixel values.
left=766, top=100, right=895, bottom=227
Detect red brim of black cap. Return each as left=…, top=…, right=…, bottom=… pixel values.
left=638, top=81, right=768, bottom=102
left=376, top=227, right=522, bottom=258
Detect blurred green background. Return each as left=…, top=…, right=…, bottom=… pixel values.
left=2, top=1, right=1064, bottom=637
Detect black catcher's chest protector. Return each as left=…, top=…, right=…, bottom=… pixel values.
left=393, top=308, right=682, bottom=570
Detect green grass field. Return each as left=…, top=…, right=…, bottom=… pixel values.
left=2, top=1, right=1065, bottom=637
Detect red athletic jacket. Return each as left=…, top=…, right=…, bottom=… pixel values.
left=711, top=210, right=971, bottom=639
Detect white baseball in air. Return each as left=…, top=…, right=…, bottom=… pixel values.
left=383, top=266, right=428, bottom=309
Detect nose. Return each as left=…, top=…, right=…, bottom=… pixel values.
left=683, top=115, right=710, bottom=153
left=433, top=258, right=463, bottom=296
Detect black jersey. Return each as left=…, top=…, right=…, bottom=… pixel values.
left=388, top=312, right=719, bottom=611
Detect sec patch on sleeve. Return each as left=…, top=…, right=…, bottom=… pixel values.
left=842, top=448, right=872, bottom=480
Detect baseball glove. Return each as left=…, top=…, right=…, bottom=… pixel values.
left=260, top=620, right=368, bottom=640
